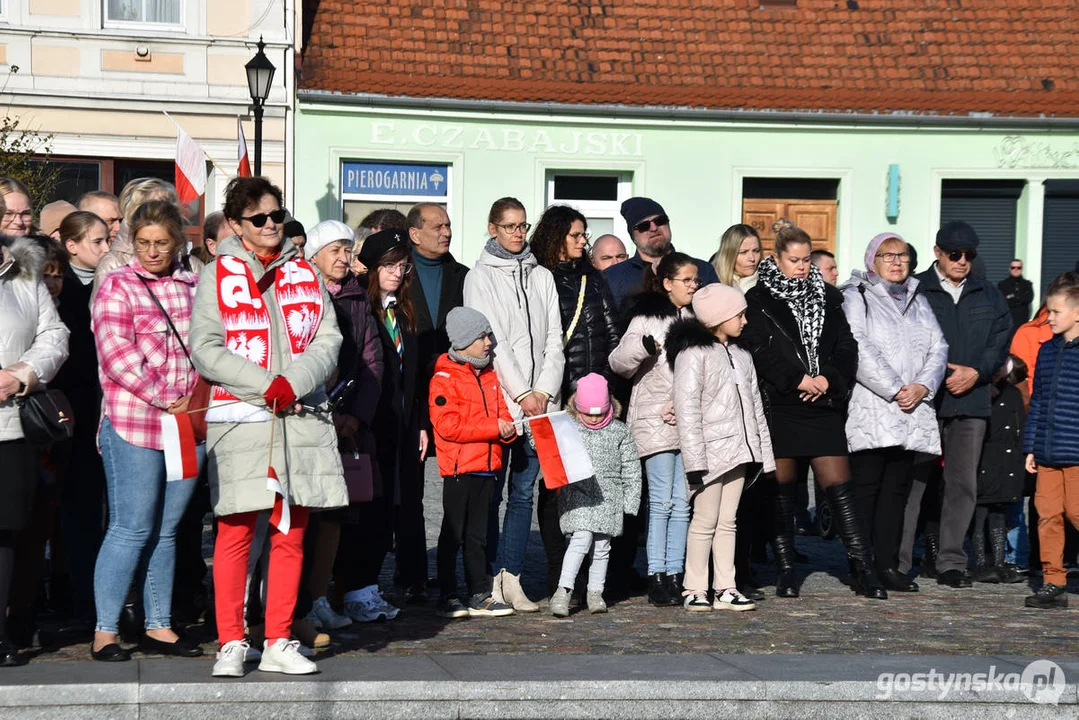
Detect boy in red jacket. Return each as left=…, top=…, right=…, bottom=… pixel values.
left=431, top=307, right=518, bottom=618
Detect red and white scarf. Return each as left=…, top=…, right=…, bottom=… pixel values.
left=205, top=253, right=324, bottom=423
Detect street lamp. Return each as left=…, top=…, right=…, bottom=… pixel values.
left=245, top=36, right=275, bottom=176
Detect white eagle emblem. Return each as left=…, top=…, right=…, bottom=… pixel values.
left=227, top=332, right=267, bottom=365
left=287, top=306, right=315, bottom=344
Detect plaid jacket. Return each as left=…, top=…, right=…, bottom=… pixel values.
left=92, top=258, right=198, bottom=450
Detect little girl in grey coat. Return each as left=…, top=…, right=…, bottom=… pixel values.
left=549, top=373, right=641, bottom=616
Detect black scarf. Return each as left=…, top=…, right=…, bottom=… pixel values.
left=757, top=255, right=826, bottom=375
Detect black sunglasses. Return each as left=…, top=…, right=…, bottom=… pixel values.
left=242, top=209, right=289, bottom=227
left=633, top=214, right=670, bottom=234
left=947, top=249, right=977, bottom=262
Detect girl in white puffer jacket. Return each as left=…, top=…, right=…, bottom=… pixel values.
left=666, top=284, right=774, bottom=613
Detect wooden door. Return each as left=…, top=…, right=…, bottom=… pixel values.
left=742, top=198, right=837, bottom=257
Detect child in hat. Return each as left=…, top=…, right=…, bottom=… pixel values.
left=430, top=307, right=517, bottom=618
left=549, top=373, right=642, bottom=616
left=665, top=284, right=775, bottom=612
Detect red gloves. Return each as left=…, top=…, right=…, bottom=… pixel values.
left=264, top=376, right=296, bottom=412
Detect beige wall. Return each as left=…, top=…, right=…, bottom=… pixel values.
left=102, top=50, right=185, bottom=74
left=206, top=0, right=251, bottom=37
left=12, top=107, right=285, bottom=142
left=206, top=53, right=249, bottom=87
left=31, top=44, right=79, bottom=77
left=28, top=0, right=80, bottom=16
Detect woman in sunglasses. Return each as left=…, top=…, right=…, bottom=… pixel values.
left=529, top=205, right=622, bottom=599
left=463, top=197, right=564, bottom=613
left=738, top=224, right=887, bottom=600
left=839, top=233, right=948, bottom=593
left=190, top=176, right=348, bottom=678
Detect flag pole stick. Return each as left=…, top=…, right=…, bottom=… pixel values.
left=512, top=410, right=567, bottom=430
left=161, top=110, right=233, bottom=178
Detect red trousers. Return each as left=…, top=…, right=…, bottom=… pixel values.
left=214, top=507, right=309, bottom=645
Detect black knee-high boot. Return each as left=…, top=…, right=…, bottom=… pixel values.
left=825, top=483, right=888, bottom=600
left=772, top=483, right=799, bottom=598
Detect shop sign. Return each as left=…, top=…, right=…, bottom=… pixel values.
left=368, top=121, right=644, bottom=157
left=342, top=162, right=448, bottom=196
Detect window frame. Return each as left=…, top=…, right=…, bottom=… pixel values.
left=545, top=170, right=634, bottom=245
left=102, top=0, right=185, bottom=31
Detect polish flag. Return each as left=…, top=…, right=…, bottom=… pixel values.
left=161, top=413, right=199, bottom=481
left=267, top=468, right=291, bottom=534
left=526, top=412, right=595, bottom=490
left=174, top=127, right=206, bottom=205
left=237, top=117, right=252, bottom=178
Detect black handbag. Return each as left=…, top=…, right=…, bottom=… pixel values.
left=16, top=388, right=75, bottom=448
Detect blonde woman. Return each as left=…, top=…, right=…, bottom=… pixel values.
left=710, top=224, right=762, bottom=292
left=0, top=178, right=34, bottom=238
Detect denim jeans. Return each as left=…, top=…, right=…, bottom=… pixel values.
left=643, top=451, right=690, bottom=575
left=94, top=417, right=201, bottom=634
left=486, top=437, right=541, bottom=576
left=1005, top=499, right=1030, bottom=567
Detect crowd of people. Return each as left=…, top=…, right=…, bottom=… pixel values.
left=0, top=172, right=1078, bottom=677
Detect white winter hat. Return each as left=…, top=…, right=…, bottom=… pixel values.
left=305, top=220, right=354, bottom=262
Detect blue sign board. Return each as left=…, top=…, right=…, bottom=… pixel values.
left=342, top=162, right=448, bottom=197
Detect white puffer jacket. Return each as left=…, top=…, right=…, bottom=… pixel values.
left=463, top=245, right=564, bottom=419
left=666, top=318, right=775, bottom=492
left=0, top=237, right=71, bottom=441
left=608, top=293, right=691, bottom=458
left=840, top=270, right=949, bottom=454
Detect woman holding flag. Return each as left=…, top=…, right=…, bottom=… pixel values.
left=89, top=200, right=201, bottom=662
left=189, top=177, right=347, bottom=678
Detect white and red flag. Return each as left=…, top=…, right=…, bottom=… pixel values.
left=174, top=126, right=206, bottom=205
left=267, top=468, right=291, bottom=534
left=523, top=412, right=595, bottom=490
left=237, top=117, right=252, bottom=177
left=161, top=413, right=199, bottom=481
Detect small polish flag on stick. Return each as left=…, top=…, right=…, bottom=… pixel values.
left=237, top=117, right=252, bottom=178
left=265, top=403, right=291, bottom=534
left=162, top=413, right=199, bottom=481
left=518, top=411, right=595, bottom=490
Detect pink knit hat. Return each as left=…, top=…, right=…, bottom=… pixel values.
left=865, top=232, right=905, bottom=272
left=574, top=373, right=610, bottom=415
left=691, top=284, right=746, bottom=327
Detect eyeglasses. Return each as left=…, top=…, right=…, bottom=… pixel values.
left=633, top=214, right=670, bottom=234
left=382, top=261, right=413, bottom=275
left=672, top=276, right=701, bottom=287
left=496, top=222, right=531, bottom=235
left=134, top=239, right=173, bottom=253
left=947, top=249, right=977, bottom=262
left=876, top=252, right=911, bottom=264
left=2, top=210, right=32, bottom=223
left=241, top=209, right=288, bottom=228
left=568, top=230, right=592, bottom=241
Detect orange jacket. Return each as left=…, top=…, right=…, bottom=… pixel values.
left=429, top=353, right=513, bottom=477
left=1010, top=308, right=1052, bottom=406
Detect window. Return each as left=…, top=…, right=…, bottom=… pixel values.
left=546, top=171, right=633, bottom=243
left=105, top=0, right=181, bottom=25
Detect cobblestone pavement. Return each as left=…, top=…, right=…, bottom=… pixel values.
left=22, top=462, right=1079, bottom=663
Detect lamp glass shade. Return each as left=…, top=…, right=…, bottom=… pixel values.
left=245, top=50, right=276, bottom=102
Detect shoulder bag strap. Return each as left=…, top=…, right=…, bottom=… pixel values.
left=135, top=274, right=193, bottom=367
left=563, top=275, right=588, bottom=347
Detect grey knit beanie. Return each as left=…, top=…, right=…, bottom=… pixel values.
left=446, top=307, right=492, bottom=350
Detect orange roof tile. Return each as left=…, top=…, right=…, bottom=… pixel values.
left=299, top=0, right=1079, bottom=118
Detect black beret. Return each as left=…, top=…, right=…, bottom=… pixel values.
left=358, top=228, right=407, bottom=269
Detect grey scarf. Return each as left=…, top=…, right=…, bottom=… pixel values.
left=449, top=347, right=491, bottom=370
left=484, top=236, right=533, bottom=262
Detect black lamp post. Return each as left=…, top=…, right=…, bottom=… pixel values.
left=245, top=36, right=276, bottom=176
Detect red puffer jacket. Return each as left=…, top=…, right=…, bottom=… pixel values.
left=429, top=353, right=513, bottom=477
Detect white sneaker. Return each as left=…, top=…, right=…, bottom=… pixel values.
left=258, top=639, right=318, bottom=675
left=212, top=640, right=249, bottom=678
left=312, top=596, right=353, bottom=630
left=367, top=587, right=401, bottom=620
left=344, top=586, right=400, bottom=623
left=714, top=588, right=756, bottom=612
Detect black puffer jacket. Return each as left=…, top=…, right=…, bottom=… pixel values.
left=977, top=382, right=1026, bottom=505
left=552, top=257, right=621, bottom=399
